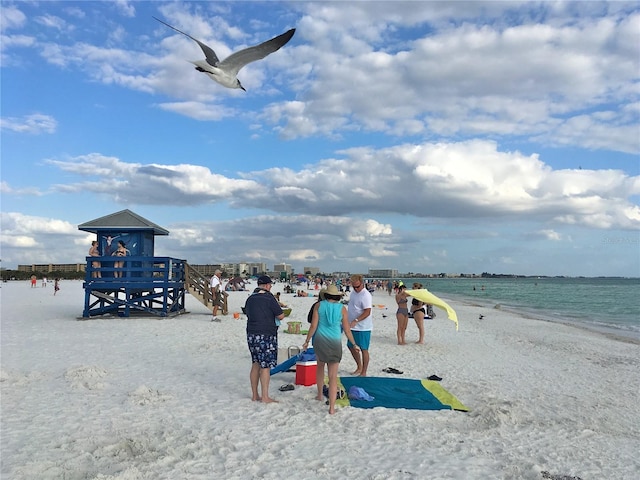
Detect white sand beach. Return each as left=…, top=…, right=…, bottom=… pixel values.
left=1, top=280, right=638, bottom=480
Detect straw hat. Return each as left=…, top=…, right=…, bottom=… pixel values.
left=324, top=284, right=344, bottom=297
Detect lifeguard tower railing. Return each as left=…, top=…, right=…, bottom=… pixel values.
left=82, top=256, right=187, bottom=318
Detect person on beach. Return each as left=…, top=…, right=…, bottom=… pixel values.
left=30, top=275, right=37, bottom=288
left=112, top=241, right=129, bottom=278
left=303, top=284, right=359, bottom=414
left=54, top=278, right=60, bottom=295
left=89, top=240, right=101, bottom=278
left=244, top=275, right=285, bottom=403
left=210, top=269, right=227, bottom=322
left=346, top=274, right=373, bottom=376
left=410, top=298, right=427, bottom=344
left=395, top=284, right=409, bottom=345
left=42, top=276, right=47, bottom=287
left=409, top=283, right=426, bottom=344
left=306, top=288, right=327, bottom=324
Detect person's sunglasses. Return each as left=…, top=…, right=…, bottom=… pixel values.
left=353, top=284, right=363, bottom=289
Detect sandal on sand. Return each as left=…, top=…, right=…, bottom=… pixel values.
left=427, top=374, right=442, bottom=381
left=279, top=384, right=295, bottom=392
left=322, top=385, right=346, bottom=399
left=382, top=367, right=403, bottom=374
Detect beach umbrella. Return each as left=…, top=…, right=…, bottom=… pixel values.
left=405, top=289, right=458, bottom=331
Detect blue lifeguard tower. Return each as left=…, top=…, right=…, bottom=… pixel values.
left=79, top=209, right=191, bottom=318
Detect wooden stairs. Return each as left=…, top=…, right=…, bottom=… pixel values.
left=184, top=263, right=228, bottom=315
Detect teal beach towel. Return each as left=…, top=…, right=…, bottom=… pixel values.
left=338, top=376, right=469, bottom=411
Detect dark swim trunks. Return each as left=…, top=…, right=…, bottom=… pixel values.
left=247, top=333, right=278, bottom=368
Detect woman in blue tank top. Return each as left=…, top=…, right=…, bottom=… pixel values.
left=303, top=284, right=359, bottom=414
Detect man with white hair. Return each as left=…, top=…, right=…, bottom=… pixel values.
left=210, top=269, right=223, bottom=322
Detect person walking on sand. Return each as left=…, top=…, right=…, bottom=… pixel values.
left=243, top=275, right=285, bottom=403
left=346, top=274, right=373, bottom=376
left=304, top=284, right=359, bottom=414
left=54, top=278, right=60, bottom=295
left=395, top=284, right=409, bottom=345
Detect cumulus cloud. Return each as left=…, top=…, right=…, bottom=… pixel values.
left=4, top=3, right=635, bottom=154
left=39, top=141, right=640, bottom=231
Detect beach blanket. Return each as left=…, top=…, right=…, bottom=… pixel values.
left=336, top=376, right=469, bottom=411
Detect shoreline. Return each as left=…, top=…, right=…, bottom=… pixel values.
left=448, top=293, right=640, bottom=345
left=2, top=281, right=639, bottom=479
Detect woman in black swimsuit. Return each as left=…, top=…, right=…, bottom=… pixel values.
left=395, top=285, right=409, bottom=345
left=410, top=297, right=426, bottom=344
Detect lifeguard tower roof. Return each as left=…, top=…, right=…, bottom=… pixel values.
left=78, top=209, right=169, bottom=235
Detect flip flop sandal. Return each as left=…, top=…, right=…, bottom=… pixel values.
left=382, top=367, right=403, bottom=374
left=279, top=384, right=295, bottom=392
left=427, top=375, right=442, bottom=381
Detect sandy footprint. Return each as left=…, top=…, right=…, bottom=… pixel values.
left=64, top=365, right=109, bottom=390
left=128, top=385, right=171, bottom=405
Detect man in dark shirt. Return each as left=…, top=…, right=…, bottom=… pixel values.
left=244, top=275, right=284, bottom=403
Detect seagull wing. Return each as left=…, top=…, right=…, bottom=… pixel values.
left=219, top=28, right=295, bottom=75
left=153, top=16, right=220, bottom=66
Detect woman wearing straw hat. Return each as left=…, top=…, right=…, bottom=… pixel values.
left=303, top=284, right=359, bottom=414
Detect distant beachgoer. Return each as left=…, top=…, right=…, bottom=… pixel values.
left=54, top=278, right=60, bottom=295
left=210, top=269, right=227, bottom=321
left=395, top=284, right=409, bottom=345
left=103, top=234, right=119, bottom=256
left=30, top=275, right=37, bottom=288
left=112, top=240, right=129, bottom=278
left=410, top=297, right=426, bottom=344
left=89, top=240, right=101, bottom=278
left=42, top=276, right=47, bottom=287
left=274, top=292, right=287, bottom=307
left=304, top=284, right=359, bottom=414
left=347, top=274, right=373, bottom=376
left=243, top=276, right=284, bottom=403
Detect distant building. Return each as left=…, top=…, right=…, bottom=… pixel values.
left=303, top=266, right=320, bottom=276
left=18, top=264, right=86, bottom=273
left=332, top=271, right=351, bottom=279
left=368, top=268, right=398, bottom=278
left=190, top=264, right=224, bottom=277
left=191, top=262, right=267, bottom=277
left=274, top=263, right=293, bottom=275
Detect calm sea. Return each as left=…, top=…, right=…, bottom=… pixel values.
left=395, top=277, right=640, bottom=341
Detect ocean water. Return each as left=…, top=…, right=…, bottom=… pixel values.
left=396, top=277, right=640, bottom=340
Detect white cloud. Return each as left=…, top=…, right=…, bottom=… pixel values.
left=0, top=114, right=57, bottom=134
left=0, top=5, right=26, bottom=31
left=41, top=141, right=640, bottom=230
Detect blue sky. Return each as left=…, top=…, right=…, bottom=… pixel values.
left=1, top=1, right=639, bottom=277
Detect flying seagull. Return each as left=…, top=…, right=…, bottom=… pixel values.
left=153, top=16, right=295, bottom=91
